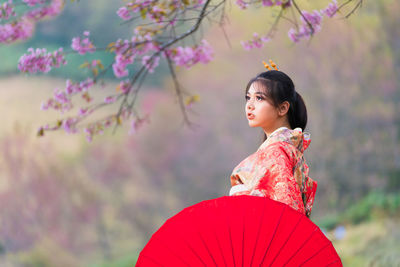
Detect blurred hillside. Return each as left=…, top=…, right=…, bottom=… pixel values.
left=0, top=0, right=399, bottom=266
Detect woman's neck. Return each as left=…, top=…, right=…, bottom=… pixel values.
left=263, top=122, right=291, bottom=139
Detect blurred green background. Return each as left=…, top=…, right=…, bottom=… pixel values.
left=0, top=0, right=399, bottom=266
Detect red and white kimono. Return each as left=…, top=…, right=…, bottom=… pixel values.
left=229, top=127, right=317, bottom=217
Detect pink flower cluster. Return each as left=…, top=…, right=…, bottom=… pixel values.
left=22, top=0, right=46, bottom=7
left=117, top=80, right=132, bottom=94
left=165, top=40, right=213, bottom=69
left=18, top=47, right=66, bottom=73
left=117, top=1, right=158, bottom=21
left=236, top=0, right=291, bottom=9
left=287, top=0, right=339, bottom=43
left=235, top=0, right=248, bottom=9
left=117, top=0, right=172, bottom=22
left=0, top=0, right=63, bottom=44
left=38, top=117, right=79, bottom=136
left=25, top=0, right=63, bottom=20
left=288, top=10, right=323, bottom=43
left=71, top=31, right=96, bottom=55
left=142, top=55, right=160, bottom=73
left=321, top=0, right=338, bottom=18
left=117, top=0, right=205, bottom=23
left=112, top=33, right=160, bottom=78
left=117, top=7, right=132, bottom=20
left=238, top=0, right=338, bottom=47
left=241, top=32, right=270, bottom=51
left=129, top=114, right=150, bottom=135
left=112, top=42, right=136, bottom=78
left=104, top=95, right=117, bottom=104
left=0, top=18, right=34, bottom=43
left=84, top=108, right=132, bottom=142
left=41, top=78, right=95, bottom=113
left=0, top=0, right=16, bottom=20
left=62, top=117, right=79, bottom=134
left=261, top=0, right=291, bottom=7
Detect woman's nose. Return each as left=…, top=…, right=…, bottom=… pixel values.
left=247, top=101, right=254, bottom=110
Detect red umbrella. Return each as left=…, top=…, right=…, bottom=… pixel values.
left=136, top=195, right=342, bottom=267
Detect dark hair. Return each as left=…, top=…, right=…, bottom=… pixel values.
left=245, top=70, right=308, bottom=142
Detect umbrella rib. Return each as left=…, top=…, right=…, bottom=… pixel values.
left=260, top=204, right=287, bottom=266
left=140, top=254, right=165, bottom=266
left=325, top=258, right=342, bottom=266
left=198, top=230, right=218, bottom=266
left=213, top=227, right=228, bottom=267
left=160, top=239, right=191, bottom=266
left=227, top=202, right=237, bottom=267
left=282, top=227, right=318, bottom=266
left=242, top=205, right=245, bottom=267
left=298, top=241, right=331, bottom=266
left=249, top=196, right=267, bottom=267
left=269, top=214, right=303, bottom=266
left=182, top=238, right=207, bottom=266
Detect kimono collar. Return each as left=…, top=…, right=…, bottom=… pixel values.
left=257, top=127, right=311, bottom=153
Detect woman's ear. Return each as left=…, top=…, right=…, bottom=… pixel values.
left=278, top=101, right=290, bottom=116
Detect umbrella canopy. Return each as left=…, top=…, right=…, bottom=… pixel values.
left=136, top=195, right=342, bottom=267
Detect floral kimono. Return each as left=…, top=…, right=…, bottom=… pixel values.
left=229, top=127, right=317, bottom=217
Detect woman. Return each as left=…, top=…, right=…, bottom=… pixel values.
left=229, top=70, right=318, bottom=218
left=136, top=68, right=343, bottom=267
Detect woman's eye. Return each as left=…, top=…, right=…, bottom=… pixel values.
left=256, top=96, right=263, bottom=101
left=245, top=95, right=250, bottom=101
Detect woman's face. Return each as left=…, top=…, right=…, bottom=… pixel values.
left=245, top=82, right=280, bottom=131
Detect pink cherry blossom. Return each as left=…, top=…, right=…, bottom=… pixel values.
left=62, top=117, right=79, bottom=134
left=142, top=55, right=160, bottom=73
left=0, top=0, right=16, bottom=20
left=71, top=31, right=96, bottom=55
left=287, top=28, right=299, bottom=43
left=41, top=78, right=94, bottom=113
left=25, top=0, right=63, bottom=20
left=240, top=33, right=271, bottom=50
left=112, top=52, right=135, bottom=78
left=322, top=0, right=338, bottom=18
left=104, top=96, right=117, bottom=104
left=236, top=0, right=248, bottom=9
left=117, top=7, right=132, bottom=20
left=118, top=80, right=131, bottom=94
left=0, top=17, right=34, bottom=43
left=18, top=47, right=66, bottom=73
left=195, top=40, right=213, bottom=63
left=22, top=0, right=46, bottom=7
left=287, top=10, right=323, bottom=42
left=129, top=114, right=150, bottom=135
left=166, top=39, right=213, bottom=68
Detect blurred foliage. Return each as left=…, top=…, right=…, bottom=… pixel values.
left=317, top=191, right=400, bottom=230
left=386, top=168, right=400, bottom=192
left=330, top=216, right=400, bottom=266
left=89, top=254, right=138, bottom=267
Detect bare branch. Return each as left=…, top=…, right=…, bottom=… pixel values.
left=165, top=53, right=192, bottom=127
left=345, top=0, right=363, bottom=18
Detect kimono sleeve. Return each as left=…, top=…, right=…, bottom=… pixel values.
left=249, top=143, right=305, bottom=214
left=302, top=162, right=318, bottom=217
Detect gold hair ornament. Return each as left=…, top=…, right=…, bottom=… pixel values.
left=262, top=59, right=279, bottom=70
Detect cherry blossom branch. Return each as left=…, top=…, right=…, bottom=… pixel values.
left=6, top=0, right=364, bottom=141
left=291, top=0, right=314, bottom=35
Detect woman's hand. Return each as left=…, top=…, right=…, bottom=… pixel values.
left=229, top=184, right=251, bottom=196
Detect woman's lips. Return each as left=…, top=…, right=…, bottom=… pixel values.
left=247, top=114, right=255, bottom=120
